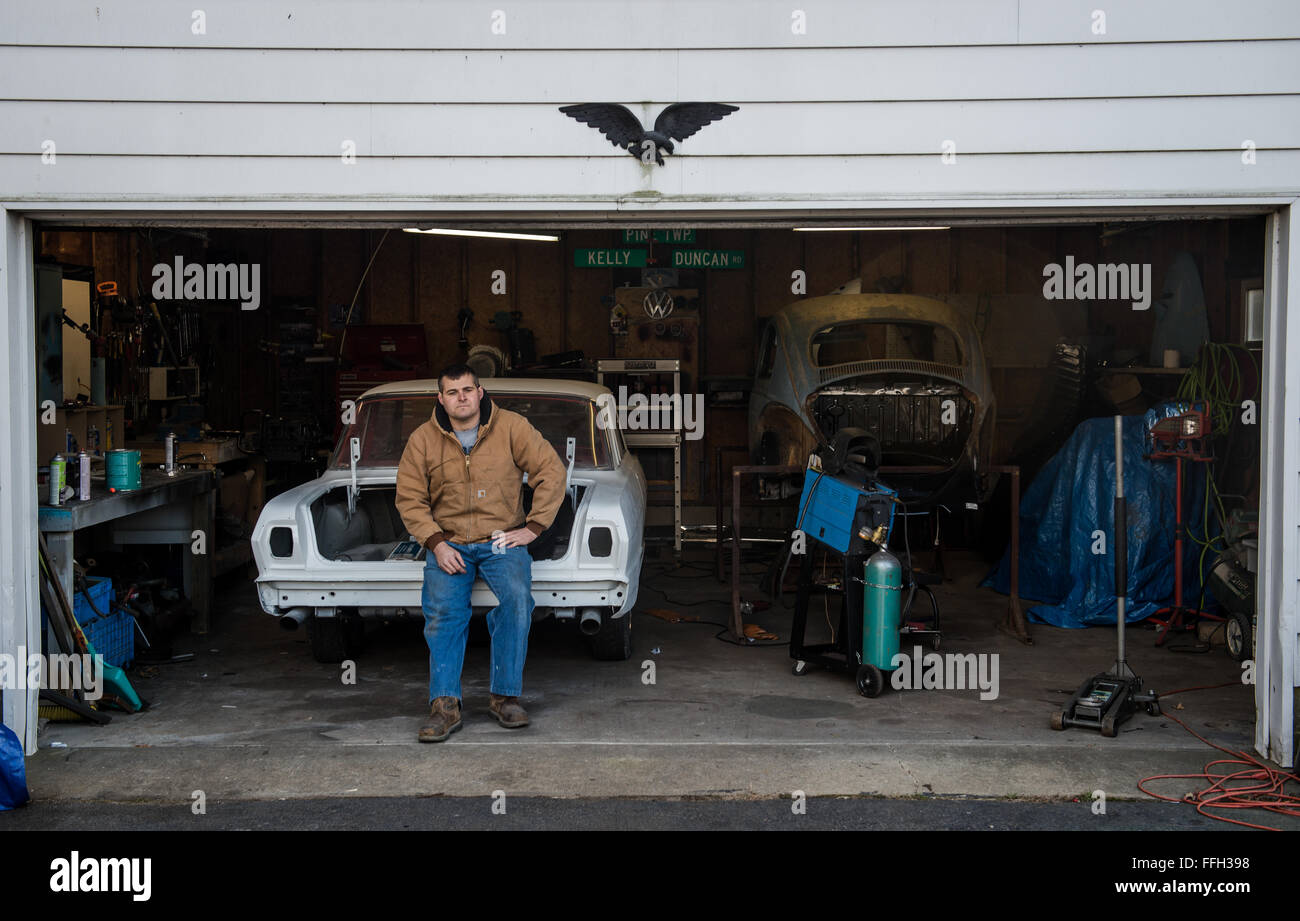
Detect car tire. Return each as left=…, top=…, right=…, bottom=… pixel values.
left=590, top=611, right=632, bottom=661
left=307, top=609, right=364, bottom=663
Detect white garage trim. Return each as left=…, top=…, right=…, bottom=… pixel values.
left=0, top=210, right=39, bottom=753
left=1258, top=202, right=1299, bottom=765
left=1, top=199, right=1294, bottom=765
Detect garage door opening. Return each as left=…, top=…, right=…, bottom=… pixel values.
left=21, top=212, right=1282, bottom=801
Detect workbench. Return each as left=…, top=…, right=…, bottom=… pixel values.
left=38, top=467, right=217, bottom=633
left=126, top=438, right=264, bottom=577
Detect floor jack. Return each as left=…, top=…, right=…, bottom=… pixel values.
left=1146, top=403, right=1223, bottom=646
left=1052, top=416, right=1160, bottom=737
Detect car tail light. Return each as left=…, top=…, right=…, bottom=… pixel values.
left=588, top=527, right=613, bottom=558
left=270, top=527, right=295, bottom=558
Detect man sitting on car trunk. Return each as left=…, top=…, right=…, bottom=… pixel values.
left=396, top=364, right=565, bottom=742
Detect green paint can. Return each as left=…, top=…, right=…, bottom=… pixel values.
left=48, top=454, right=66, bottom=505
left=106, top=449, right=142, bottom=491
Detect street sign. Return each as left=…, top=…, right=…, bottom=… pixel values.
left=671, top=249, right=746, bottom=269
left=622, top=229, right=697, bottom=244
left=574, top=249, right=649, bottom=268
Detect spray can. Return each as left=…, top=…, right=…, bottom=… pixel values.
left=49, top=454, right=65, bottom=506
left=78, top=451, right=91, bottom=500
left=105, top=415, right=114, bottom=451
left=88, top=423, right=100, bottom=455
left=165, top=432, right=177, bottom=477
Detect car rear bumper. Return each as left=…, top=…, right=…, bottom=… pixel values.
left=257, top=575, right=636, bottom=618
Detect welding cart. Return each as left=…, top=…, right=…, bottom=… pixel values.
left=788, top=430, right=942, bottom=696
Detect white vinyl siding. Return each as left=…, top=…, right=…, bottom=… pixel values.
left=0, top=3, right=1296, bottom=206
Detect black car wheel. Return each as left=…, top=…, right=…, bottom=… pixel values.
left=308, top=609, right=364, bottom=663
left=590, top=611, right=633, bottom=661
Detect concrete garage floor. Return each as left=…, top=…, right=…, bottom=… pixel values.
left=20, top=549, right=1267, bottom=815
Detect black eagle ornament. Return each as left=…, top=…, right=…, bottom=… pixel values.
left=558, top=102, right=739, bottom=166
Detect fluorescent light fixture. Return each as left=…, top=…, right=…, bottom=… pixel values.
left=793, top=226, right=950, bottom=232
left=402, top=228, right=559, bottom=242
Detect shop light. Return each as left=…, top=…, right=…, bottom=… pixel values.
left=402, top=228, right=560, bottom=242
left=792, top=226, right=951, bottom=232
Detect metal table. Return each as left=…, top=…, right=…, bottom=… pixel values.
left=38, top=467, right=217, bottom=633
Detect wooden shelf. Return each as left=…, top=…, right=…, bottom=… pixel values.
left=37, top=404, right=125, bottom=460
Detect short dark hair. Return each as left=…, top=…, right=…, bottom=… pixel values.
left=437, top=363, right=480, bottom=391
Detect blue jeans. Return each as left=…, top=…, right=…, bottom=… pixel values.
left=422, top=542, right=534, bottom=702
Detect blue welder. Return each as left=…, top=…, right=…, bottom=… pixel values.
left=789, top=428, right=942, bottom=697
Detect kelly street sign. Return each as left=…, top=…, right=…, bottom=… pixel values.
left=574, top=249, right=649, bottom=268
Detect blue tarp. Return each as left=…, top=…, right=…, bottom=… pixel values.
left=983, top=404, right=1217, bottom=628
left=0, top=721, right=29, bottom=811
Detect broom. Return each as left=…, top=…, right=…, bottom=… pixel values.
left=38, top=534, right=144, bottom=713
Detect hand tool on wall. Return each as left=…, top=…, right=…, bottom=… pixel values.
left=149, top=301, right=181, bottom=367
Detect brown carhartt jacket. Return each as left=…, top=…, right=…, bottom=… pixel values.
left=395, top=393, right=565, bottom=548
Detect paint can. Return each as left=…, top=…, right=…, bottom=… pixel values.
left=48, top=454, right=65, bottom=506
left=78, top=451, right=91, bottom=501
left=106, top=449, right=142, bottom=491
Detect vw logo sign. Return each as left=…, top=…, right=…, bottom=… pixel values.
left=643, top=288, right=675, bottom=319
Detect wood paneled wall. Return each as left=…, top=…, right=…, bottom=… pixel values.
left=42, top=218, right=1261, bottom=504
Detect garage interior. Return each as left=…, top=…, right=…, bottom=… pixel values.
left=24, top=215, right=1280, bottom=814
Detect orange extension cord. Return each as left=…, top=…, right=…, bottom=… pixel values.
left=1138, top=682, right=1300, bottom=831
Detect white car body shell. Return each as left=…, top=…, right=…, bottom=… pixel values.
left=251, top=378, right=646, bottom=623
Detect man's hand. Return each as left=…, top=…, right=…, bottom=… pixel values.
left=433, top=542, right=466, bottom=574
left=492, top=528, right=538, bottom=551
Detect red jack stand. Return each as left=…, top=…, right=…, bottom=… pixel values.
left=1146, top=404, right=1223, bottom=646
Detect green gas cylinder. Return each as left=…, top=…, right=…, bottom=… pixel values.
left=863, top=546, right=903, bottom=670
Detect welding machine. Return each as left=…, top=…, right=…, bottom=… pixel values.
left=794, top=427, right=896, bottom=550
left=795, top=465, right=895, bottom=555
left=790, top=429, right=929, bottom=696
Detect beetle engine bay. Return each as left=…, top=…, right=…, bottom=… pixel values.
left=810, top=379, right=976, bottom=468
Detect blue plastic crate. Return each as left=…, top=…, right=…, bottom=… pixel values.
left=80, top=610, right=134, bottom=669
left=73, top=576, right=113, bottom=626
left=73, top=577, right=133, bottom=669
left=40, top=576, right=112, bottom=640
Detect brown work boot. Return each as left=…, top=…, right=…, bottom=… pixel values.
left=488, top=694, right=530, bottom=728
left=418, top=696, right=462, bottom=742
